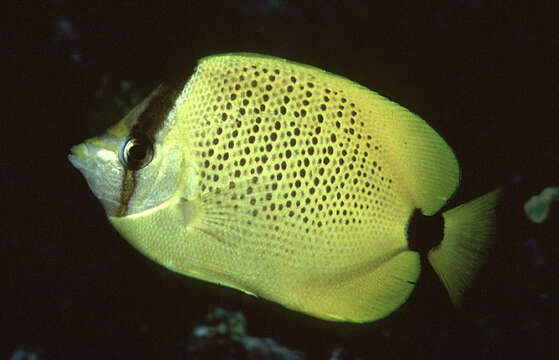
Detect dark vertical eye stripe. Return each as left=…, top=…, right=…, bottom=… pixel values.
left=117, top=169, right=136, bottom=217
left=116, top=75, right=190, bottom=217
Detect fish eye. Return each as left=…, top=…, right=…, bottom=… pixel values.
left=119, top=135, right=154, bottom=170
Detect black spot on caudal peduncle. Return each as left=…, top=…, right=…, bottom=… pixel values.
left=407, top=209, right=444, bottom=253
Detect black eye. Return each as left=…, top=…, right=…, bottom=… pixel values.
left=119, top=135, right=154, bottom=170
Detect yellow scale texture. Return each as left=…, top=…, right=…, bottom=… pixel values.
left=167, top=55, right=420, bottom=321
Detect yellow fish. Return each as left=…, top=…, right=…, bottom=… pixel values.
left=69, top=53, right=500, bottom=323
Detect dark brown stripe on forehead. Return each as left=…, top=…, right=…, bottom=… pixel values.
left=117, top=75, right=189, bottom=217
left=131, top=76, right=189, bottom=140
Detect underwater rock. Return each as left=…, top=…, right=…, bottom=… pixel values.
left=9, top=347, right=45, bottom=360
left=186, top=307, right=304, bottom=360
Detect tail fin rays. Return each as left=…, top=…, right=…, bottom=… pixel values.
left=428, top=189, right=501, bottom=306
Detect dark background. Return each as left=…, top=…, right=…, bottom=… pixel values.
left=6, top=1, right=558, bottom=359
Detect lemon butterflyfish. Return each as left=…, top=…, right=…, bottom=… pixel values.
left=69, top=53, right=500, bottom=322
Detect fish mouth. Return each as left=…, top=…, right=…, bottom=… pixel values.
left=68, top=139, right=120, bottom=172
left=68, top=142, right=92, bottom=171
left=68, top=140, right=124, bottom=217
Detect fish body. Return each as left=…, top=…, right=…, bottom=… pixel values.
left=69, top=53, right=499, bottom=322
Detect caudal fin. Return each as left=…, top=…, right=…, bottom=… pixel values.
left=428, top=189, right=501, bottom=306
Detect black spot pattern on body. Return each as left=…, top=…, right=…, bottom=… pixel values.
left=185, top=56, right=402, bottom=255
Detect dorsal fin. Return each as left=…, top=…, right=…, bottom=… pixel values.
left=375, top=101, right=460, bottom=214
left=200, top=53, right=459, bottom=214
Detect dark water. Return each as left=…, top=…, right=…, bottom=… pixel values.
left=6, top=1, right=558, bottom=359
